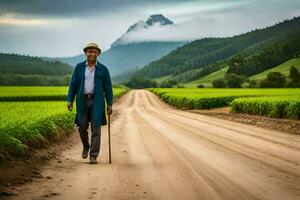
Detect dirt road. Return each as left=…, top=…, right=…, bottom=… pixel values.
left=7, top=89, right=300, bottom=200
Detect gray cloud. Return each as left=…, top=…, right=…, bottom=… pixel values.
left=0, top=0, right=299, bottom=57
left=0, top=0, right=198, bottom=17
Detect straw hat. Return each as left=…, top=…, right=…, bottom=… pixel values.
left=83, top=42, right=101, bottom=55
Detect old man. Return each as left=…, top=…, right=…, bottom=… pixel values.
left=67, top=42, right=113, bottom=164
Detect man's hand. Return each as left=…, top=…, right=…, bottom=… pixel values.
left=107, top=105, right=113, bottom=115
left=67, top=102, right=73, bottom=111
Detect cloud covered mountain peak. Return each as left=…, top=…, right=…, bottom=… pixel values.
left=111, top=14, right=174, bottom=47
left=146, top=14, right=174, bottom=26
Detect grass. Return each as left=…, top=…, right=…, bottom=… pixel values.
left=0, top=86, right=129, bottom=101
left=249, top=58, right=300, bottom=81
left=183, top=67, right=228, bottom=88
left=148, top=88, right=300, bottom=110
left=0, top=101, right=76, bottom=158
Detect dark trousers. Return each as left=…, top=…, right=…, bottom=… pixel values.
left=78, top=98, right=101, bottom=158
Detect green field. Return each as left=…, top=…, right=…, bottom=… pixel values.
left=149, top=88, right=300, bottom=97
left=0, top=101, right=76, bottom=158
left=0, top=86, right=129, bottom=160
left=230, top=96, right=300, bottom=119
left=0, top=86, right=128, bottom=101
left=148, top=88, right=300, bottom=114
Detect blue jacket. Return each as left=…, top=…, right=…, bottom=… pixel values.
left=67, top=60, right=113, bottom=128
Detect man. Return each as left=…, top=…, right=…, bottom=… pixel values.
left=66, top=42, right=113, bottom=164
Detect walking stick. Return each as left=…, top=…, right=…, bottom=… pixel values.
left=108, top=111, right=112, bottom=164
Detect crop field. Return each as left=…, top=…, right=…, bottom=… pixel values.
left=0, top=86, right=129, bottom=159
left=0, top=101, right=76, bottom=158
left=0, top=86, right=128, bottom=101
left=230, top=96, right=300, bottom=119
left=148, top=88, right=300, bottom=119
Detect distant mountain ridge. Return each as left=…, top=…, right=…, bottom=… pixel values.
left=43, top=14, right=187, bottom=77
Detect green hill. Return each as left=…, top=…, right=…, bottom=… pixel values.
left=153, top=75, right=173, bottom=84
left=249, top=58, right=300, bottom=81
left=183, top=67, right=229, bottom=88
left=181, top=58, right=300, bottom=88
left=131, top=16, right=300, bottom=85
left=227, top=31, right=300, bottom=77
left=0, top=53, right=73, bottom=86
left=183, top=58, right=300, bottom=88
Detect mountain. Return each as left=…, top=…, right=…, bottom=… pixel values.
left=0, top=53, right=73, bottom=86
left=131, top=16, right=300, bottom=85
left=101, top=41, right=186, bottom=76
left=146, top=14, right=173, bottom=25
left=111, top=14, right=174, bottom=47
left=44, top=14, right=187, bottom=78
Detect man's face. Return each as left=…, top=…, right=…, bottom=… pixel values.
left=85, top=48, right=99, bottom=62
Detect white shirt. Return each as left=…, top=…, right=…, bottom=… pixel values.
left=84, top=60, right=96, bottom=94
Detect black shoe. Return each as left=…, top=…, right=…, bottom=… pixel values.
left=89, top=156, right=97, bottom=164
left=82, top=147, right=89, bottom=159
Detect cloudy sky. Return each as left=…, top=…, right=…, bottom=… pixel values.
left=0, top=0, right=299, bottom=57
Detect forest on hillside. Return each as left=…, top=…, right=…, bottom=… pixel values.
left=0, top=53, right=72, bottom=86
